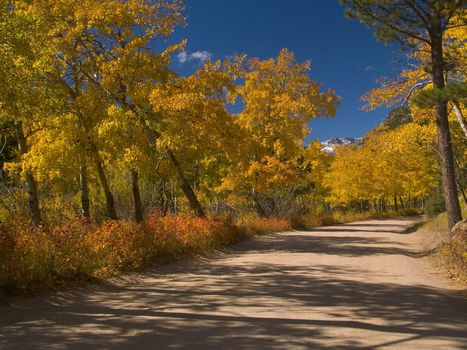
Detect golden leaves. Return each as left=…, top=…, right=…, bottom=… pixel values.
left=325, top=123, right=438, bottom=205
left=214, top=49, right=339, bottom=195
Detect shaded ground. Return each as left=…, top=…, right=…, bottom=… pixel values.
left=1, top=218, right=466, bottom=349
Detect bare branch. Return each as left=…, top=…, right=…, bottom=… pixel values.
left=401, top=80, right=431, bottom=106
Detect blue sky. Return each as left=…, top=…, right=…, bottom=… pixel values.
left=167, top=0, right=402, bottom=142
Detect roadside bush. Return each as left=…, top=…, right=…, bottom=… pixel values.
left=236, top=213, right=291, bottom=234
left=86, top=220, right=154, bottom=275
left=0, top=220, right=94, bottom=293
left=290, top=214, right=332, bottom=229
left=402, top=208, right=422, bottom=216
left=147, top=211, right=247, bottom=254
left=291, top=212, right=379, bottom=229
left=0, top=212, right=256, bottom=298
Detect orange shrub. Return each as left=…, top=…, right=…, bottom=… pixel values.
left=0, top=212, right=253, bottom=297
left=238, top=216, right=292, bottom=235
left=146, top=211, right=246, bottom=255
left=48, top=220, right=95, bottom=276
left=0, top=220, right=95, bottom=293
left=290, top=214, right=338, bottom=229
left=86, top=220, right=155, bottom=275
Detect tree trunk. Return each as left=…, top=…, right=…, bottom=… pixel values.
left=174, top=195, right=178, bottom=214
left=79, top=153, right=90, bottom=220
left=89, top=141, right=118, bottom=220
left=166, top=149, right=205, bottom=217
left=394, top=195, right=398, bottom=212
left=131, top=170, right=143, bottom=223
left=252, top=196, right=268, bottom=218
left=121, top=103, right=204, bottom=218
left=430, top=25, right=462, bottom=231
left=215, top=197, right=220, bottom=215
left=160, top=180, right=169, bottom=215
left=143, top=126, right=204, bottom=217
left=15, top=123, right=42, bottom=226
left=76, top=111, right=117, bottom=221
left=399, top=196, right=405, bottom=211
left=24, top=172, right=41, bottom=226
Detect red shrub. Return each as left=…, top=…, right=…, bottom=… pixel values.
left=0, top=211, right=285, bottom=297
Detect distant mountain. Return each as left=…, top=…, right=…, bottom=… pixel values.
left=321, top=137, right=363, bottom=154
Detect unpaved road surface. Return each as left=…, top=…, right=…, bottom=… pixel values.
left=1, top=218, right=466, bottom=349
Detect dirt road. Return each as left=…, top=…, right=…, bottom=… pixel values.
left=1, top=218, right=466, bottom=349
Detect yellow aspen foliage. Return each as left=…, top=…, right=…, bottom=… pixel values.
left=220, top=49, right=339, bottom=195
left=326, top=123, right=438, bottom=206
left=149, top=60, right=236, bottom=153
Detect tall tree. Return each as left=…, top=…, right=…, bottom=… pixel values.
left=220, top=49, right=339, bottom=216
left=149, top=59, right=237, bottom=217
left=341, top=0, right=465, bottom=230
left=60, top=0, right=201, bottom=217
left=0, top=0, right=57, bottom=225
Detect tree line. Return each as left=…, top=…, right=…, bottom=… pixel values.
left=0, top=0, right=465, bottom=232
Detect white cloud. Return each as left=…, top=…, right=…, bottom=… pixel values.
left=177, top=51, right=188, bottom=63
left=191, top=50, right=212, bottom=61
left=364, top=65, right=376, bottom=72
left=177, top=50, right=213, bottom=64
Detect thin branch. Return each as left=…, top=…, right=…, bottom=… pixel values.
left=401, top=80, right=431, bottom=106
left=442, top=1, right=463, bottom=31
left=445, top=23, right=467, bottom=30
left=0, top=137, right=7, bottom=156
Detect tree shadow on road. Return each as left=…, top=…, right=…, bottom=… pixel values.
left=229, top=232, right=428, bottom=258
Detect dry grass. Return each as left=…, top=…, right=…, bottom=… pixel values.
left=416, top=204, right=467, bottom=284
left=437, top=233, right=467, bottom=283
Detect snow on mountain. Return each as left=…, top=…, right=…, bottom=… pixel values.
left=321, top=137, right=363, bottom=154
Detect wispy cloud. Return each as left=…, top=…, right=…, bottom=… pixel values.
left=364, top=65, right=377, bottom=72
left=177, top=50, right=213, bottom=64
left=177, top=51, right=188, bottom=63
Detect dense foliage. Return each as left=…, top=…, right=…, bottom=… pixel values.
left=0, top=1, right=341, bottom=225
left=0, top=0, right=465, bottom=296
